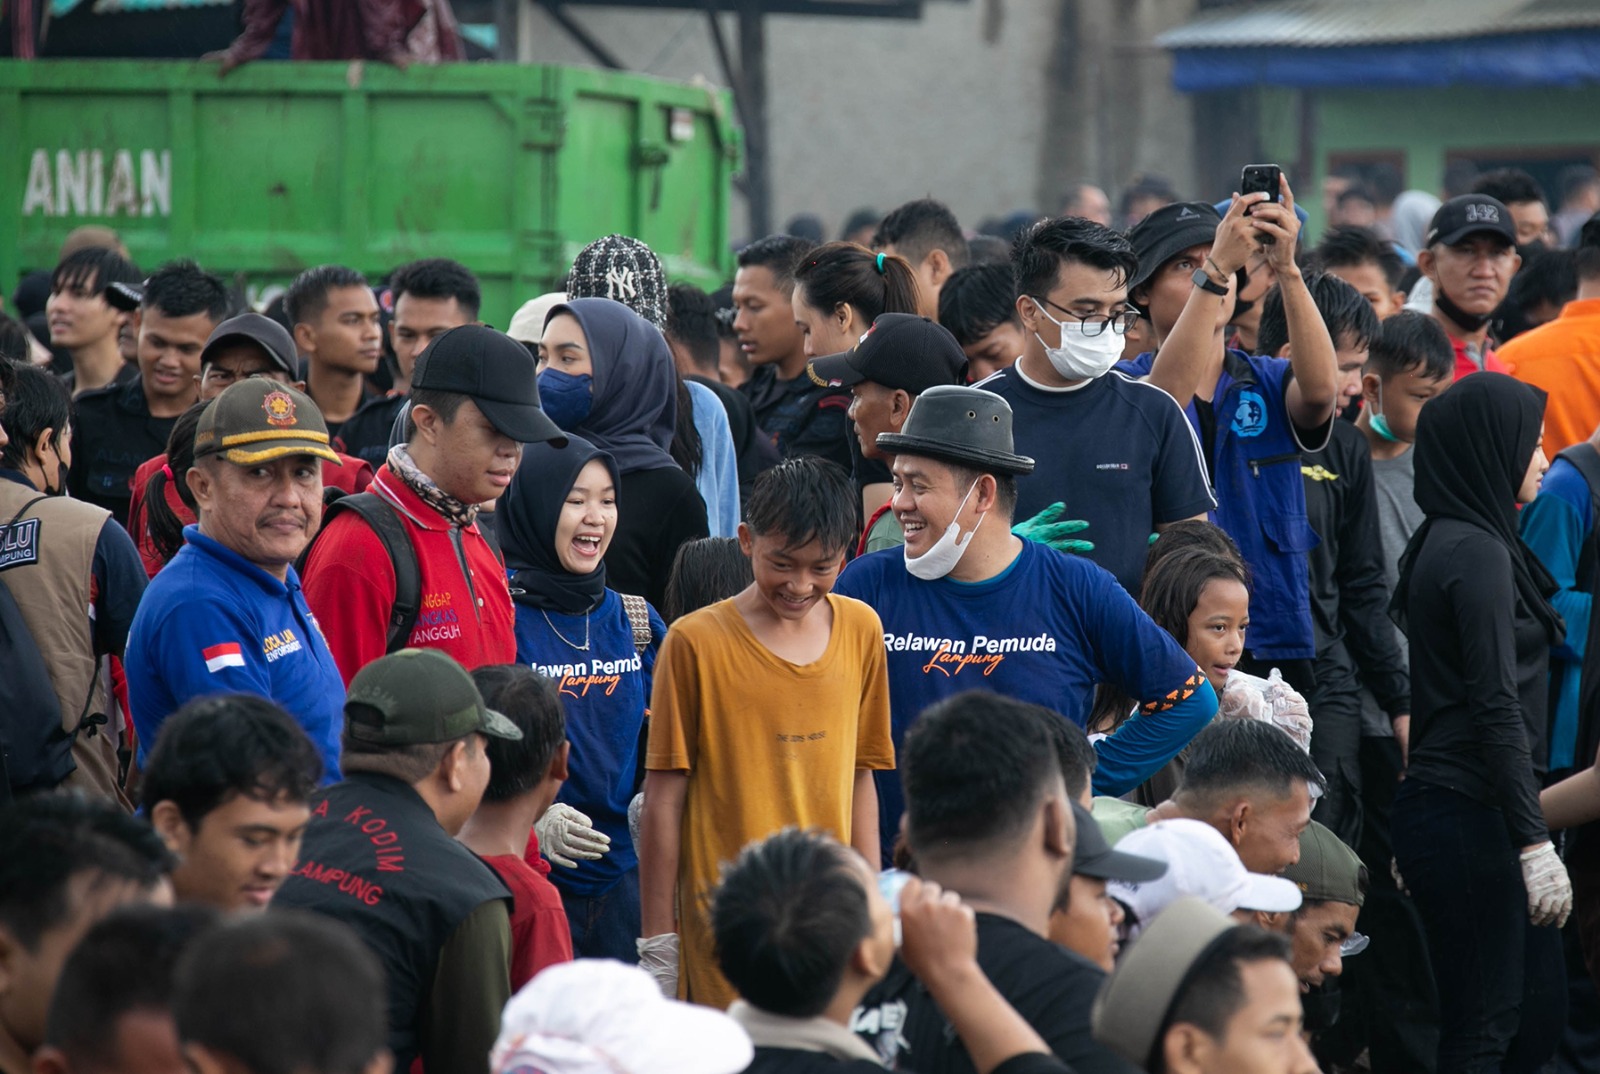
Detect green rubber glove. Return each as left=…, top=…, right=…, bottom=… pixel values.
left=1012, top=503, right=1094, bottom=554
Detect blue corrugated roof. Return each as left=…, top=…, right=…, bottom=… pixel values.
left=1158, top=0, right=1600, bottom=49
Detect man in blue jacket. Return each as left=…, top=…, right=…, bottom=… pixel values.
left=125, top=377, right=346, bottom=779
left=1116, top=185, right=1340, bottom=692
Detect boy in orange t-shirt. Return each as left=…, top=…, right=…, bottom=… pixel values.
left=637, top=457, right=894, bottom=1009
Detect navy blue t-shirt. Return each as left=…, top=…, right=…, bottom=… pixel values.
left=978, top=366, right=1215, bottom=592
left=514, top=588, right=665, bottom=897
left=834, top=540, right=1215, bottom=857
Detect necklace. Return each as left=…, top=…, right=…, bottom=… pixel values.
left=542, top=608, right=590, bottom=652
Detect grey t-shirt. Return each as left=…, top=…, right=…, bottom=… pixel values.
left=1359, top=446, right=1425, bottom=735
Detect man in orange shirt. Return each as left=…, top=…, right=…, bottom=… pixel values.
left=1505, top=215, right=1600, bottom=455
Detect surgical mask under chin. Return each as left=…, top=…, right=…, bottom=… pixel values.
left=1033, top=300, right=1125, bottom=382
left=1369, top=384, right=1400, bottom=443
left=905, top=479, right=986, bottom=581
left=537, top=369, right=594, bottom=430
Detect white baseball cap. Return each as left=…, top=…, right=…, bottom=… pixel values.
left=491, top=960, right=754, bottom=1074
left=1107, top=818, right=1302, bottom=934
left=507, top=290, right=570, bottom=345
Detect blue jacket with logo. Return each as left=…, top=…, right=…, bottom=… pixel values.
left=125, top=526, right=344, bottom=779
left=1119, top=349, right=1327, bottom=660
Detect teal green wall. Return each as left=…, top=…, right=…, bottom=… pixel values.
left=1259, top=83, right=1600, bottom=238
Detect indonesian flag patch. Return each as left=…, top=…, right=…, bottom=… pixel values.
left=202, top=642, right=246, bottom=673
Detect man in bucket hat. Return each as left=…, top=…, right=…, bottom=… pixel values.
left=834, top=384, right=1219, bottom=861
left=125, top=377, right=347, bottom=779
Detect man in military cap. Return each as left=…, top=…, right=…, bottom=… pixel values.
left=125, top=377, right=346, bottom=778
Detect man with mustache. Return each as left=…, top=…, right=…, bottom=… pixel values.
left=125, top=378, right=348, bottom=780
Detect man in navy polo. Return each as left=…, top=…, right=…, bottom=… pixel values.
left=125, top=378, right=346, bottom=779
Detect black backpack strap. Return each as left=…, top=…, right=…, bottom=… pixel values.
left=619, top=593, right=652, bottom=653
left=304, top=493, right=421, bottom=653
left=1558, top=444, right=1600, bottom=526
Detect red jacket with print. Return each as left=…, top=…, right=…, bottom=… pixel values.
left=300, top=464, right=515, bottom=685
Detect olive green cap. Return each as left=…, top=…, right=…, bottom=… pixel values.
left=194, top=377, right=340, bottom=466
left=1282, top=820, right=1366, bottom=907
left=344, top=648, right=522, bottom=746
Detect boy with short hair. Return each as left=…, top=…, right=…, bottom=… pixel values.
left=140, top=693, right=325, bottom=913
left=283, top=264, right=383, bottom=436
left=715, top=828, right=1067, bottom=1074
left=1308, top=225, right=1408, bottom=320
left=459, top=664, right=575, bottom=988
left=45, top=246, right=142, bottom=396
left=639, top=456, right=894, bottom=1009
left=938, top=263, right=1026, bottom=382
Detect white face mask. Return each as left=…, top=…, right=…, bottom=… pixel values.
left=905, top=478, right=986, bottom=581
left=1032, top=299, right=1125, bottom=382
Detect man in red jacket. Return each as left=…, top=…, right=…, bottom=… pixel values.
left=300, top=324, right=564, bottom=684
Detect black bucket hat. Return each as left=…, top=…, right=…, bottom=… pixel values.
left=875, top=385, right=1034, bottom=476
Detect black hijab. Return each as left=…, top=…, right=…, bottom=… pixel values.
left=497, top=435, right=621, bottom=615
left=1391, top=372, right=1563, bottom=644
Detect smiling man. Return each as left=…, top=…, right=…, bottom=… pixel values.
left=124, top=378, right=346, bottom=779
left=301, top=324, right=565, bottom=684
left=833, top=385, right=1218, bottom=859
left=69, top=260, right=229, bottom=527
left=140, top=694, right=324, bottom=913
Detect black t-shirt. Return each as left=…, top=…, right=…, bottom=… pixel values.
left=340, top=393, right=408, bottom=467
left=67, top=375, right=178, bottom=529
left=980, top=367, right=1214, bottom=592
left=604, top=466, right=710, bottom=610
left=740, top=365, right=852, bottom=473
left=744, top=1048, right=1069, bottom=1074
left=852, top=913, right=1138, bottom=1074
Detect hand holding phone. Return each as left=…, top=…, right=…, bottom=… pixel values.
left=1240, top=164, right=1283, bottom=244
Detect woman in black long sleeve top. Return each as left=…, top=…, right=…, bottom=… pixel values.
left=1390, top=372, right=1569, bottom=1073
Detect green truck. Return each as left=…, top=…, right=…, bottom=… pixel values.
left=0, top=60, right=740, bottom=327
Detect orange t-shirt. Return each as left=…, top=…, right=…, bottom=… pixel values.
left=1502, top=298, right=1600, bottom=456
left=646, top=594, right=894, bottom=1009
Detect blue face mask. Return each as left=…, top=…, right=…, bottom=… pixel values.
left=537, top=369, right=594, bottom=430
left=1370, top=383, right=1400, bottom=443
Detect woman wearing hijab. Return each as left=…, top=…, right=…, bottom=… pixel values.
left=536, top=298, right=710, bottom=610
left=1390, top=372, right=1570, bottom=1073
left=497, top=434, right=666, bottom=962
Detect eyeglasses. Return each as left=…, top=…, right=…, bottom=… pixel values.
left=1031, top=295, right=1140, bottom=338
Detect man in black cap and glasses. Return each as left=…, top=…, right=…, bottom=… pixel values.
left=301, top=324, right=565, bottom=685
left=834, top=385, right=1218, bottom=862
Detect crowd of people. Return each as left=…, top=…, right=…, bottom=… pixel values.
left=3, top=158, right=1600, bottom=1074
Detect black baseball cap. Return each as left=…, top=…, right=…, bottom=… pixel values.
left=105, top=280, right=144, bottom=312
left=1127, top=202, right=1222, bottom=292
left=201, top=313, right=299, bottom=377
left=806, top=314, right=969, bottom=393
left=411, top=324, right=566, bottom=445
left=1425, top=194, right=1517, bottom=248
left=1071, top=802, right=1168, bottom=883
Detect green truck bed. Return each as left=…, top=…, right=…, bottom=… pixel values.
left=0, top=59, right=740, bottom=326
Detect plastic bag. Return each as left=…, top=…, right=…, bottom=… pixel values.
left=1218, top=667, right=1313, bottom=753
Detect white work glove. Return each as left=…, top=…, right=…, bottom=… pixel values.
left=637, top=933, right=680, bottom=997
left=534, top=803, right=611, bottom=869
left=628, top=791, right=645, bottom=849
left=1520, top=842, right=1573, bottom=928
